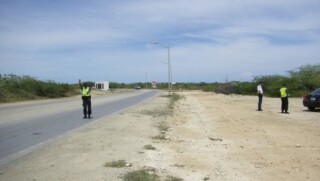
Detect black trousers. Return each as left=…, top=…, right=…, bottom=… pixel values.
left=281, top=97, right=288, bottom=113
left=258, top=93, right=263, bottom=110
left=82, top=96, right=92, bottom=116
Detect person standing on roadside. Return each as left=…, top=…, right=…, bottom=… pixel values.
left=280, top=84, right=289, bottom=114
left=79, top=79, right=92, bottom=119
left=257, top=81, right=263, bottom=111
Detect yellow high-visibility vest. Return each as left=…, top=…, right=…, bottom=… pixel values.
left=82, top=87, right=90, bottom=97
left=280, top=87, right=287, bottom=97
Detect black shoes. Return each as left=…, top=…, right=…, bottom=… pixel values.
left=83, top=115, right=92, bottom=119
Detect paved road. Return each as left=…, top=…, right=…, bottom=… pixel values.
left=0, top=90, right=158, bottom=165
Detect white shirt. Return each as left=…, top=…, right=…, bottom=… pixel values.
left=257, top=84, right=263, bottom=94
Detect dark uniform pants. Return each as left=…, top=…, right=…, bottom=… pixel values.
left=82, top=96, right=92, bottom=117
left=281, top=97, right=288, bottom=113
left=258, top=93, right=263, bottom=110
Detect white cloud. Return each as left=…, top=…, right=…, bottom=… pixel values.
left=0, top=0, right=319, bottom=83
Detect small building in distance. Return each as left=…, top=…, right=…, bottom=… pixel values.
left=151, top=81, right=157, bottom=89
left=95, top=81, right=109, bottom=90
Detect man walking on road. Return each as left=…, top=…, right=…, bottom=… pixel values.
left=280, top=84, right=289, bottom=114
left=257, top=81, right=263, bottom=111
left=79, top=79, right=92, bottom=119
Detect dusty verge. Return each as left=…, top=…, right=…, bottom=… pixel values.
left=0, top=91, right=319, bottom=181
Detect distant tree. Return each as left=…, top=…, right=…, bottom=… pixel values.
left=235, top=82, right=256, bottom=95
left=288, top=64, right=320, bottom=90
left=215, top=82, right=238, bottom=94
left=253, top=75, right=290, bottom=97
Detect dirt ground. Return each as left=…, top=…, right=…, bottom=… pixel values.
left=0, top=91, right=319, bottom=181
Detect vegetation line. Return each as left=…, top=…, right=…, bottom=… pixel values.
left=1, top=64, right=319, bottom=103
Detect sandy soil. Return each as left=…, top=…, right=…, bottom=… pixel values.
left=0, top=91, right=319, bottom=181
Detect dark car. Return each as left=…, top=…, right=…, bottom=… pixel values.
left=303, top=88, right=320, bottom=110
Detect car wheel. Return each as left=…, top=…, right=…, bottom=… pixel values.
left=308, top=107, right=315, bottom=111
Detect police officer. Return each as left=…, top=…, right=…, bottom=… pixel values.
left=79, top=79, right=92, bottom=118
left=257, top=81, right=263, bottom=111
left=280, top=84, right=289, bottom=114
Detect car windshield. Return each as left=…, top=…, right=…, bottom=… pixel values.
left=311, top=88, right=320, bottom=95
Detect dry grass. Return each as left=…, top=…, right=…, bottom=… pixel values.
left=123, top=168, right=159, bottom=181
left=104, top=160, right=126, bottom=168
left=144, top=144, right=156, bottom=150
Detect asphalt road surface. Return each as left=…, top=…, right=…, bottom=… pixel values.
left=0, top=90, right=158, bottom=165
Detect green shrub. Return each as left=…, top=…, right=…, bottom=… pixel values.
left=123, top=169, right=159, bottom=181
left=104, top=160, right=126, bottom=168
left=0, top=74, right=78, bottom=102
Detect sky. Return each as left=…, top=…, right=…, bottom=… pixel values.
left=0, top=0, right=319, bottom=83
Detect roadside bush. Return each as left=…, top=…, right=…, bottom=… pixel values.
left=253, top=64, right=320, bottom=97
left=0, top=74, right=78, bottom=102
left=289, top=64, right=320, bottom=90
left=1, top=64, right=318, bottom=101
left=235, top=82, right=256, bottom=95
left=215, top=82, right=238, bottom=94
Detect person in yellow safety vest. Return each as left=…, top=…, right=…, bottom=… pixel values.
left=79, top=79, right=92, bottom=119
left=280, top=84, right=289, bottom=114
